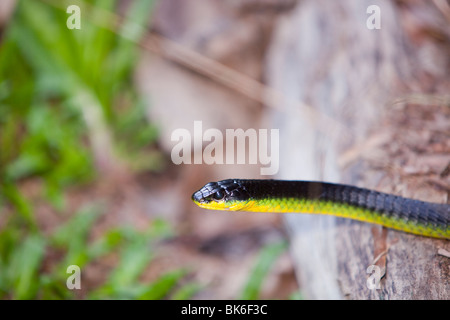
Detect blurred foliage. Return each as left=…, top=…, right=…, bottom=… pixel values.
left=0, top=0, right=293, bottom=300
left=0, top=203, right=189, bottom=299
left=0, top=0, right=162, bottom=209
left=240, top=241, right=287, bottom=300
left=0, top=0, right=189, bottom=300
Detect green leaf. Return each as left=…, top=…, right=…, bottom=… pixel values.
left=107, top=234, right=154, bottom=288
left=39, top=274, right=75, bottom=300
left=171, top=282, right=203, bottom=300
left=5, top=150, right=48, bottom=180
left=240, top=241, right=287, bottom=300
left=138, top=269, right=186, bottom=300
left=0, top=228, right=21, bottom=298
left=87, top=228, right=124, bottom=259
left=51, top=204, right=103, bottom=272
left=8, top=233, right=46, bottom=299
left=51, top=205, right=102, bottom=247
left=1, top=183, right=36, bottom=229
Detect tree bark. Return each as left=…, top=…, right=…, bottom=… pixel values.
left=265, top=0, right=450, bottom=299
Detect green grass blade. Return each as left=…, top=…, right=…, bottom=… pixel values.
left=240, top=241, right=287, bottom=300
left=138, top=269, right=186, bottom=300
left=107, top=234, right=154, bottom=288
left=171, top=282, right=203, bottom=300
left=8, top=233, right=46, bottom=299
left=51, top=204, right=103, bottom=270
left=1, top=183, right=36, bottom=229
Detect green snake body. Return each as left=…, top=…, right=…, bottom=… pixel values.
left=192, top=179, right=449, bottom=240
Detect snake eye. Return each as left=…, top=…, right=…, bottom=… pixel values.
left=212, top=190, right=225, bottom=201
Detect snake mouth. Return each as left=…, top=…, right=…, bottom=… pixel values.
left=192, top=198, right=249, bottom=211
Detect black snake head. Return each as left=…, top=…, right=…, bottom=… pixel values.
left=192, top=179, right=251, bottom=211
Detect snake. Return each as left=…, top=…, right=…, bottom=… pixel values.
left=192, top=179, right=449, bottom=240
